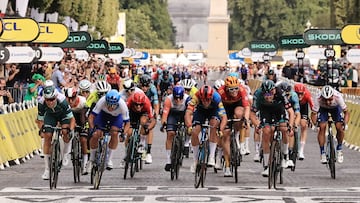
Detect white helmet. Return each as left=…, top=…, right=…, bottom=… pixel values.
left=180, top=79, right=194, bottom=89
left=95, top=80, right=111, bottom=93
left=321, top=85, right=334, bottom=99
left=123, top=79, right=135, bottom=90
left=43, top=86, right=57, bottom=99
left=137, top=68, right=144, bottom=75
left=64, top=87, right=78, bottom=98
left=79, top=79, right=91, bottom=91
left=214, top=79, right=225, bottom=90
left=238, top=79, right=245, bottom=86
left=191, top=79, right=198, bottom=87
left=44, top=80, right=54, bottom=87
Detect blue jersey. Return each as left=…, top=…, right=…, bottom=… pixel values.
left=288, top=91, right=300, bottom=113
left=145, top=84, right=159, bottom=105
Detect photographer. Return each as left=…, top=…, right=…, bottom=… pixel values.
left=0, top=77, right=14, bottom=106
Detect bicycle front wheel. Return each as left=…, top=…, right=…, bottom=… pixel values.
left=268, top=141, right=278, bottom=189
left=49, top=140, right=60, bottom=189
left=328, top=135, right=336, bottom=179
left=72, top=136, right=81, bottom=183
left=94, top=142, right=107, bottom=189
left=123, top=137, right=134, bottom=179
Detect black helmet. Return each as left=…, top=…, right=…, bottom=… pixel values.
left=140, top=74, right=151, bottom=87
left=278, top=82, right=291, bottom=93
left=261, top=80, right=275, bottom=93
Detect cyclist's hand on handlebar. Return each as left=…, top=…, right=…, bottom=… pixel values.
left=160, top=123, right=166, bottom=132
left=218, top=131, right=223, bottom=137
left=187, top=126, right=193, bottom=135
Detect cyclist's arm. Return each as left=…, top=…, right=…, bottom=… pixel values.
left=161, top=97, right=171, bottom=125
left=217, top=101, right=227, bottom=132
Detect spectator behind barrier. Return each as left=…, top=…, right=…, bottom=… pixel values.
left=0, top=77, right=14, bottom=107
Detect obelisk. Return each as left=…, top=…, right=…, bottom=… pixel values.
left=207, top=0, right=230, bottom=66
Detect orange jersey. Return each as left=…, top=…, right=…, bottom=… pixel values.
left=217, top=84, right=249, bottom=107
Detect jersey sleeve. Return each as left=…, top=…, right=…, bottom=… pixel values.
left=291, top=92, right=300, bottom=113
left=151, top=85, right=159, bottom=104
left=145, top=97, right=154, bottom=119
left=119, top=99, right=130, bottom=122
left=161, top=97, right=172, bottom=119
left=239, top=86, right=249, bottom=107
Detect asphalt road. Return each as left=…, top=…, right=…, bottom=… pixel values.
left=0, top=71, right=359, bottom=203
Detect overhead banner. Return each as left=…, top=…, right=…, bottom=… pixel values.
left=0, top=18, right=3, bottom=37
left=346, top=49, right=360, bottom=63
left=0, top=18, right=40, bottom=42
left=6, top=46, right=35, bottom=63
left=303, top=29, right=343, bottom=45
left=59, top=31, right=92, bottom=49
left=341, top=24, right=360, bottom=45
left=249, top=41, right=278, bottom=52
left=278, top=35, right=310, bottom=49
left=33, top=22, right=69, bottom=44
left=38, top=47, right=64, bottom=62
left=108, top=42, right=124, bottom=54
left=86, top=40, right=109, bottom=54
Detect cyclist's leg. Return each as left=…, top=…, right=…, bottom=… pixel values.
left=209, top=115, right=220, bottom=166
left=41, top=117, right=56, bottom=180
left=259, top=110, right=273, bottom=176
left=59, top=116, right=72, bottom=166
left=331, top=106, right=345, bottom=163
left=164, top=114, right=178, bottom=171
left=191, top=110, right=203, bottom=171
left=89, top=111, right=106, bottom=163
left=299, top=103, right=309, bottom=159
left=250, top=111, right=261, bottom=161
left=234, top=106, right=246, bottom=154
left=106, top=114, right=123, bottom=169
left=222, top=128, right=231, bottom=175
left=317, top=108, right=328, bottom=163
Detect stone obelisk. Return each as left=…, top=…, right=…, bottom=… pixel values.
left=207, top=0, right=230, bottom=66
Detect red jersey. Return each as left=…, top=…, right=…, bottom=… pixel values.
left=217, top=84, right=249, bottom=107
left=127, top=93, right=154, bottom=119
left=299, top=89, right=314, bottom=109
left=106, top=74, right=121, bottom=85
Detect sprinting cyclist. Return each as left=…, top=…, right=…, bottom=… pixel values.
left=120, top=79, right=143, bottom=101
left=160, top=85, right=191, bottom=171
left=64, top=87, right=90, bottom=175
left=86, top=80, right=111, bottom=111
left=277, top=82, right=301, bottom=168
left=88, top=89, right=130, bottom=170
left=213, top=79, right=224, bottom=91
left=126, top=92, right=157, bottom=158
left=311, top=85, right=349, bottom=164
left=250, top=80, right=294, bottom=177
left=37, top=85, right=75, bottom=180
left=78, top=79, right=92, bottom=99
left=217, top=76, right=250, bottom=177
left=180, top=79, right=198, bottom=98
left=185, top=85, right=227, bottom=172
left=138, top=74, right=160, bottom=164
left=293, top=83, right=314, bottom=160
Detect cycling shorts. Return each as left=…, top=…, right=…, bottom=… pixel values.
left=317, top=105, right=343, bottom=123
left=94, top=110, right=123, bottom=129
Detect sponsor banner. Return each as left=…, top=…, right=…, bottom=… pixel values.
left=346, top=49, right=360, bottom=63
left=108, top=43, right=124, bottom=54
left=59, top=31, right=92, bottom=49
left=86, top=40, right=109, bottom=54
left=38, top=47, right=64, bottom=62
left=6, top=46, right=35, bottom=63
left=341, top=24, right=360, bottom=45
left=131, top=51, right=144, bottom=59
left=278, top=35, right=310, bottom=49
left=120, top=48, right=133, bottom=57
left=33, top=23, right=69, bottom=44
left=305, top=47, right=326, bottom=60
left=240, top=47, right=251, bottom=56
left=108, top=54, right=122, bottom=63
left=303, top=29, right=343, bottom=45
left=0, top=18, right=40, bottom=42
left=74, top=50, right=89, bottom=61
left=249, top=41, right=278, bottom=52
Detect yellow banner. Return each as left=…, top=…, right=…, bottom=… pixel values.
left=341, top=24, right=360, bottom=45
left=33, top=23, right=69, bottom=44
left=0, top=18, right=40, bottom=42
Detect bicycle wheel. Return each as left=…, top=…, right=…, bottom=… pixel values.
left=274, top=141, right=283, bottom=188
left=176, top=136, right=184, bottom=180
left=268, top=141, right=277, bottom=189
left=49, top=139, right=60, bottom=189
left=130, top=138, right=137, bottom=178
left=291, top=129, right=299, bottom=172
left=328, top=135, right=336, bottom=179
left=123, top=137, right=134, bottom=179
left=230, top=140, right=238, bottom=183
left=200, top=141, right=209, bottom=188
left=72, top=135, right=81, bottom=183
left=170, top=135, right=178, bottom=180
left=194, top=148, right=202, bottom=188
left=94, top=141, right=107, bottom=189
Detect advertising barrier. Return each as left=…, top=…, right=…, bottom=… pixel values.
left=0, top=100, right=41, bottom=169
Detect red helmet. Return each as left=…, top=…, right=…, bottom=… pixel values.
left=198, top=85, right=214, bottom=100
left=294, top=83, right=306, bottom=94
left=132, top=92, right=146, bottom=104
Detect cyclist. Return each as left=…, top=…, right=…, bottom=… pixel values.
left=79, top=79, right=92, bottom=99
left=180, top=79, right=198, bottom=98
left=310, top=85, right=349, bottom=164
left=213, top=79, right=224, bottom=91
left=64, top=87, right=90, bottom=175
left=277, top=82, right=300, bottom=168
left=37, top=85, right=75, bottom=180
left=126, top=92, right=157, bottom=158
left=157, top=70, right=174, bottom=102
left=264, top=68, right=277, bottom=83
left=88, top=89, right=130, bottom=170
left=217, top=76, right=250, bottom=177
left=120, top=79, right=143, bottom=101
left=138, top=74, right=159, bottom=164
left=160, top=85, right=191, bottom=171
left=250, top=80, right=295, bottom=177
left=86, top=80, right=111, bottom=112
left=185, top=85, right=228, bottom=172
left=294, top=83, right=314, bottom=160
left=106, top=67, right=122, bottom=91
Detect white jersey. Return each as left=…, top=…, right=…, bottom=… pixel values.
left=120, top=87, right=143, bottom=101
left=70, top=95, right=87, bottom=113
left=92, top=96, right=130, bottom=121
left=312, top=90, right=347, bottom=112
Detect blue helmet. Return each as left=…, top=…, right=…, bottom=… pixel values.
left=173, top=85, right=184, bottom=99
left=228, top=72, right=239, bottom=78
left=105, top=89, right=120, bottom=106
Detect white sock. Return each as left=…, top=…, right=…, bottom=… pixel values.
left=44, top=154, right=50, bottom=170
left=108, top=149, right=115, bottom=162
left=255, top=141, right=260, bottom=153
left=300, top=141, right=305, bottom=153
left=245, top=137, right=250, bottom=149
left=282, top=143, right=289, bottom=157
left=140, top=135, right=146, bottom=146
left=209, top=142, right=217, bottom=159
left=41, top=138, right=45, bottom=151
left=90, top=149, right=96, bottom=162
left=83, top=154, right=88, bottom=167
left=184, top=136, right=190, bottom=147
left=166, top=150, right=171, bottom=164
left=263, top=153, right=269, bottom=167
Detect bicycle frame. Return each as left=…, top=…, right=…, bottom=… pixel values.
left=124, top=122, right=142, bottom=179
left=194, top=120, right=210, bottom=188
left=268, top=123, right=284, bottom=189
left=228, top=118, right=243, bottom=183
left=170, top=122, right=186, bottom=180
left=326, top=119, right=336, bottom=179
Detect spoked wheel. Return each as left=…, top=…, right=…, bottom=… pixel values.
left=268, top=141, right=277, bottom=189
left=273, top=142, right=283, bottom=188
left=72, top=137, right=81, bottom=183
left=93, top=144, right=107, bottom=189
left=201, top=142, right=209, bottom=188
left=130, top=140, right=137, bottom=178
left=124, top=137, right=134, bottom=179
left=328, top=135, right=336, bottom=179
left=49, top=141, right=60, bottom=189
left=291, top=130, right=299, bottom=172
